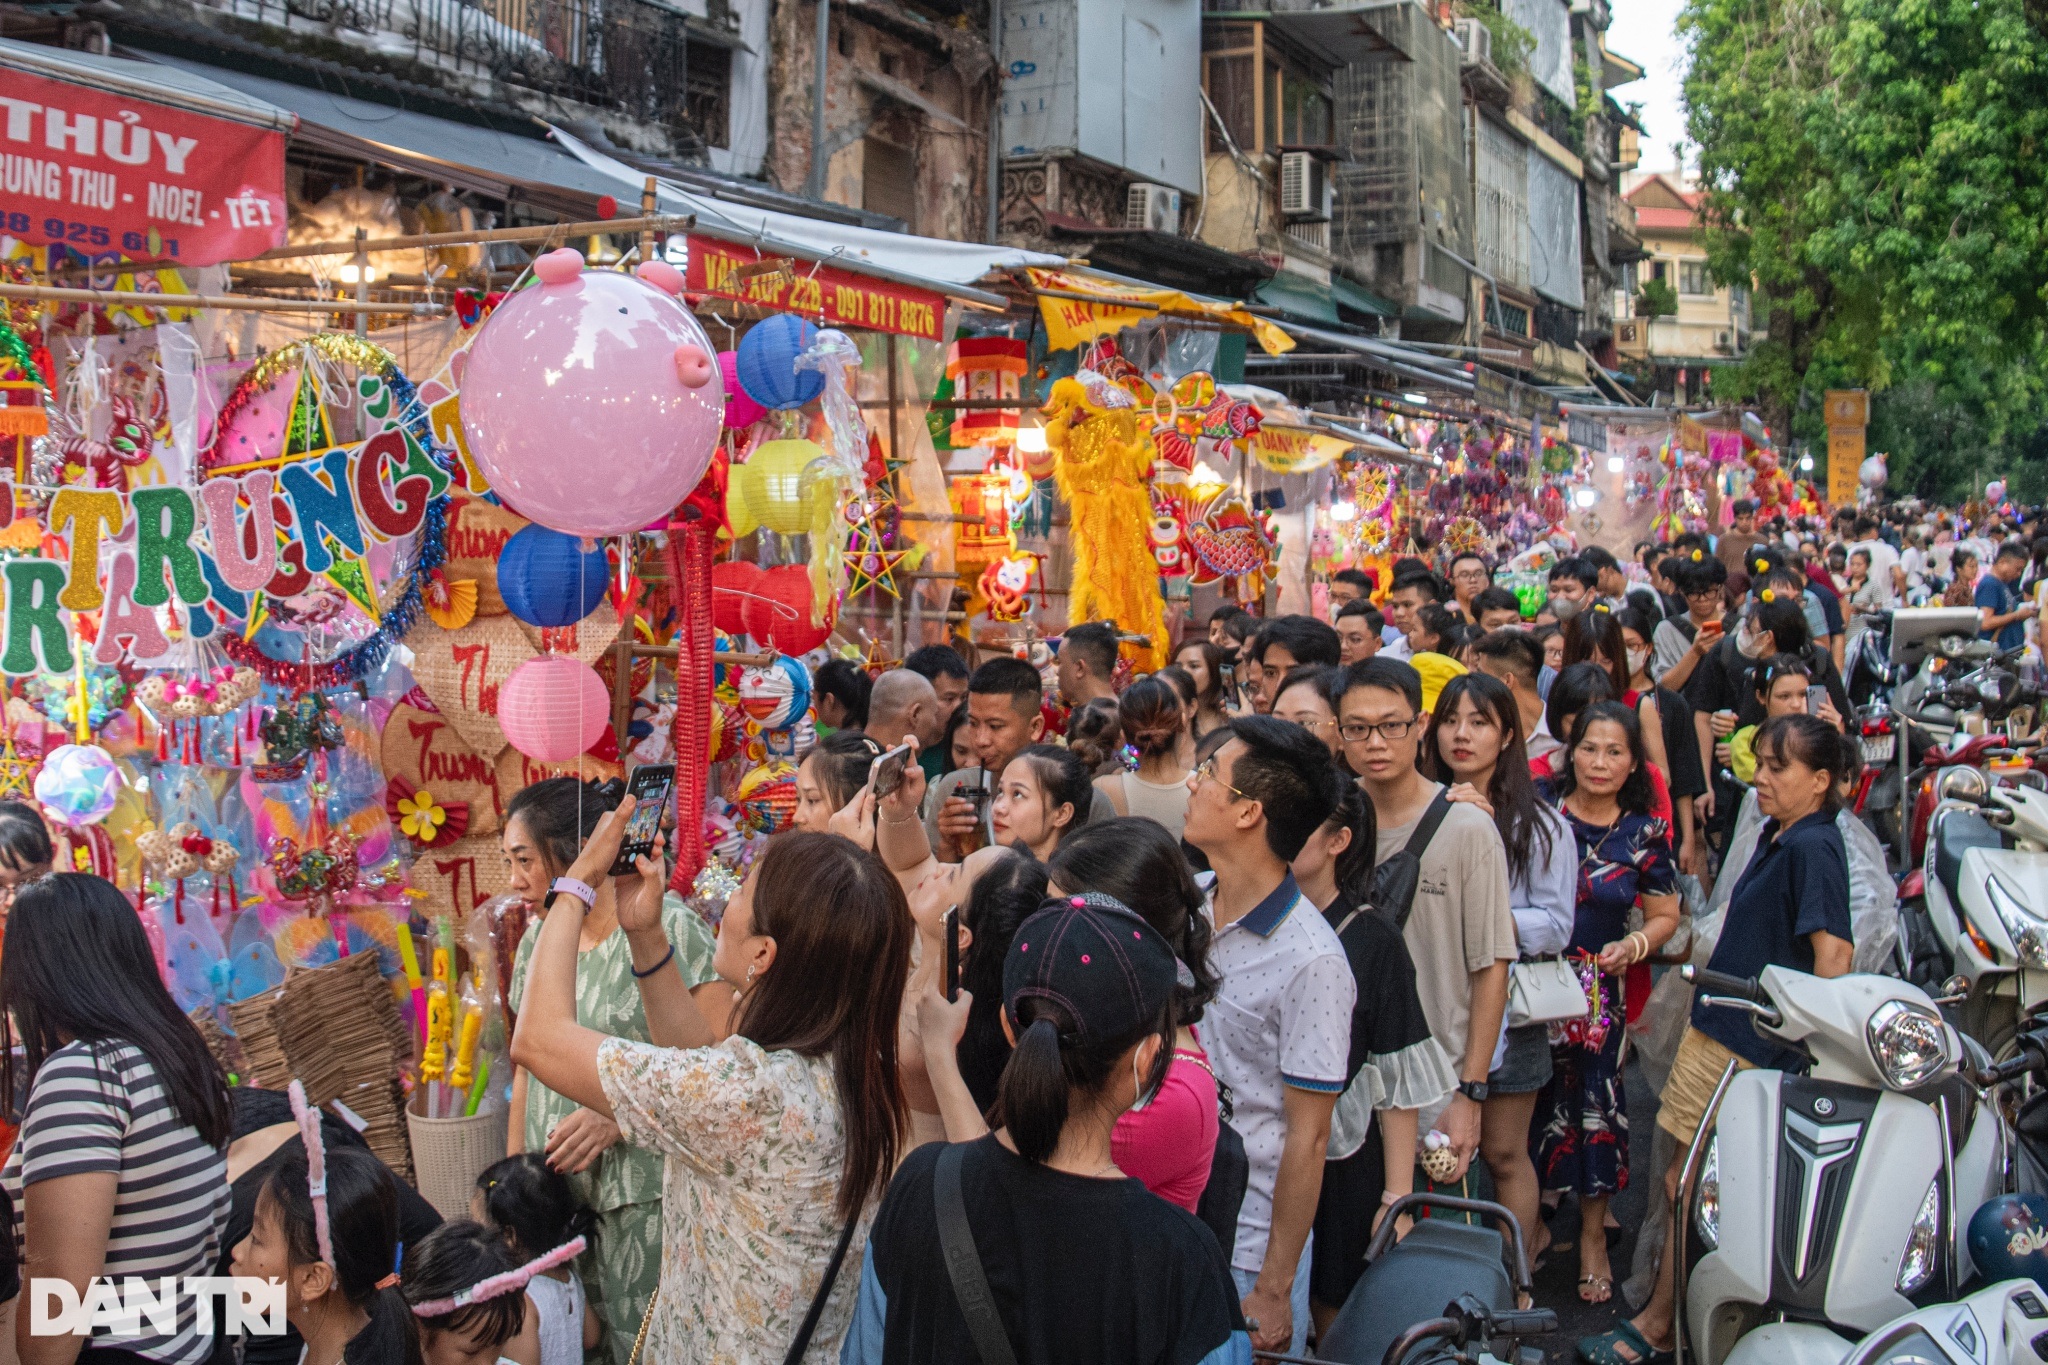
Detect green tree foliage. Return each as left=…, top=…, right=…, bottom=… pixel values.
left=1680, top=0, right=2048, bottom=497
left=1636, top=277, right=1680, bottom=320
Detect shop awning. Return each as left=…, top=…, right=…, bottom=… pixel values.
left=1271, top=321, right=1475, bottom=392
left=146, top=55, right=632, bottom=219
left=1026, top=267, right=1296, bottom=356
left=0, top=39, right=296, bottom=130
left=1254, top=272, right=1339, bottom=325
left=1205, top=1, right=1411, bottom=66
left=1331, top=274, right=1397, bottom=318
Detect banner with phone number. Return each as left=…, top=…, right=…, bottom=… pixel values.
left=0, top=66, right=289, bottom=266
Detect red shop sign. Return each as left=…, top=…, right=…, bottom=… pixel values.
left=686, top=235, right=946, bottom=341
left=0, top=67, right=289, bottom=266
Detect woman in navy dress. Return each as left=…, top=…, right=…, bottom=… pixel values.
left=1534, top=700, right=1682, bottom=1304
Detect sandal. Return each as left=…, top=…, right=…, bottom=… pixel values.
left=1578, top=1273, right=1613, bottom=1304
left=1577, top=1319, right=1675, bottom=1365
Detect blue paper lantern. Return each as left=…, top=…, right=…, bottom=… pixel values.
left=498, top=525, right=610, bottom=629
left=735, top=314, right=825, bottom=410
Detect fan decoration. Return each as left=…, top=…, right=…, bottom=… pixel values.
left=385, top=782, right=469, bottom=849
left=135, top=821, right=240, bottom=921
left=269, top=830, right=362, bottom=902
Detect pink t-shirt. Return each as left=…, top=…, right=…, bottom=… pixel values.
left=1112, top=1046, right=1220, bottom=1212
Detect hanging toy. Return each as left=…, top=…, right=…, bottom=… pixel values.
left=255, top=691, right=346, bottom=781
left=978, top=552, right=1042, bottom=624
left=136, top=821, right=241, bottom=923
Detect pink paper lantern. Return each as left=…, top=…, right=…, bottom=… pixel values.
left=460, top=249, right=725, bottom=539
left=720, top=351, right=767, bottom=430
left=498, top=656, right=609, bottom=763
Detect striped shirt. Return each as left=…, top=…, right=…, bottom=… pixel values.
left=3, top=1041, right=229, bottom=1365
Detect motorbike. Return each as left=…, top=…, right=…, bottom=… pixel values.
left=1675, top=965, right=2003, bottom=1365
left=1362, top=1293, right=1557, bottom=1365
left=1912, top=770, right=2048, bottom=1055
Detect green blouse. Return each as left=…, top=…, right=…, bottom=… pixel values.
left=509, top=892, right=720, bottom=1212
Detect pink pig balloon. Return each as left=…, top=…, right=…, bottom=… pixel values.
left=460, top=248, right=725, bottom=538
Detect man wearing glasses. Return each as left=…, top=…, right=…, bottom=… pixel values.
left=1651, top=554, right=1731, bottom=688
left=1447, top=554, right=1492, bottom=623
left=1183, top=717, right=1350, bottom=1359
left=1337, top=658, right=1515, bottom=1188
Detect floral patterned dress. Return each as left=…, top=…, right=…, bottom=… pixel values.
left=510, top=894, right=719, bottom=1363
left=1533, top=806, right=1675, bottom=1200
left=595, top=1034, right=868, bottom=1365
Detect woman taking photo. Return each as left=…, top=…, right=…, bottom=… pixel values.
left=2, top=873, right=233, bottom=1365
left=1422, top=672, right=1576, bottom=1277
left=1535, top=702, right=1680, bottom=1306
left=503, top=778, right=728, bottom=1362
left=1175, top=640, right=1231, bottom=739
left=1587, top=715, right=1853, bottom=1365
left=511, top=816, right=912, bottom=1363
left=1097, top=676, right=1194, bottom=837
left=844, top=895, right=1248, bottom=1365
left=1291, top=785, right=1453, bottom=1339
left=792, top=730, right=882, bottom=835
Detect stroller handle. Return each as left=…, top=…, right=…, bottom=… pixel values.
left=1364, top=1192, right=1533, bottom=1299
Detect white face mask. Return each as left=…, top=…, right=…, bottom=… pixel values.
left=1737, top=621, right=1770, bottom=659
left=1627, top=647, right=1651, bottom=677
left=1551, top=595, right=1584, bottom=621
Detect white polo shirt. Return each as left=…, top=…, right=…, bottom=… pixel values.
left=1203, top=872, right=1355, bottom=1274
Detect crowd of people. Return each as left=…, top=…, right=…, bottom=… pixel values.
left=4, top=494, right=2044, bottom=1365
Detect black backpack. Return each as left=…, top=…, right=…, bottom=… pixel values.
left=1361, top=791, right=1454, bottom=930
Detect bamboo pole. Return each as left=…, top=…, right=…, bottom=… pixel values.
left=0, top=283, right=447, bottom=316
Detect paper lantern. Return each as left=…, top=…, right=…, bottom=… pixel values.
left=711, top=560, right=763, bottom=637
left=459, top=249, right=723, bottom=538
left=719, top=351, right=767, bottom=430
left=709, top=700, right=744, bottom=763
left=741, top=565, right=832, bottom=655
left=741, top=440, right=823, bottom=535
left=725, top=466, right=760, bottom=539
left=498, top=525, right=610, bottom=629
left=737, top=655, right=813, bottom=728
left=498, top=657, right=609, bottom=763
left=35, top=743, right=121, bottom=827
left=735, top=314, right=825, bottom=410
left=735, top=762, right=799, bottom=834
left=946, top=337, right=1028, bottom=448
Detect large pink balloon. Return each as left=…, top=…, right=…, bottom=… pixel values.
left=460, top=251, right=725, bottom=538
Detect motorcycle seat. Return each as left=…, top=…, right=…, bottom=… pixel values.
left=1933, top=806, right=2004, bottom=910
left=1317, top=1218, right=1514, bottom=1364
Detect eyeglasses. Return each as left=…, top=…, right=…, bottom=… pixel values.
left=1192, top=756, right=1253, bottom=802
left=1339, top=717, right=1419, bottom=743
left=1452, top=567, right=1491, bottom=582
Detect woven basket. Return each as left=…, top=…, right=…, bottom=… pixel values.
left=406, top=1103, right=508, bottom=1220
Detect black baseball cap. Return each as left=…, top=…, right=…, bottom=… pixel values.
left=1003, top=893, right=1176, bottom=1042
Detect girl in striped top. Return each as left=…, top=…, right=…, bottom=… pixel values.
left=0, top=872, right=232, bottom=1365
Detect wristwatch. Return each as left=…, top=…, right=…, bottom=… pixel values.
left=1456, top=1079, right=1491, bottom=1103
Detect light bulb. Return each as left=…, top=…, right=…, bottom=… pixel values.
left=1606, top=455, right=1625, bottom=474
left=1573, top=487, right=1598, bottom=508
left=1402, top=392, right=1428, bottom=405
left=1015, top=426, right=1049, bottom=454
left=1330, top=500, right=1358, bottom=523
left=337, top=263, right=376, bottom=284
left=1799, top=454, right=1814, bottom=471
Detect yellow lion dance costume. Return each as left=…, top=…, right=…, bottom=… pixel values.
left=1043, top=372, right=1167, bottom=669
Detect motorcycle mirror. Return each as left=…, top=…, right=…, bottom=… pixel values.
left=1937, top=974, right=1971, bottom=1004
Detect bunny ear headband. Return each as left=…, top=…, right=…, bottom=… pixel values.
left=287, top=1080, right=335, bottom=1270
left=408, top=1237, right=589, bottom=1318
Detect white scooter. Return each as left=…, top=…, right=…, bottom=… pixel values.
left=1677, top=964, right=2004, bottom=1365
left=1922, top=772, right=2048, bottom=1055
left=1770, top=1279, right=2048, bottom=1363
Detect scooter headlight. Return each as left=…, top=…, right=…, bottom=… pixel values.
left=1867, top=998, right=1953, bottom=1090
left=1692, top=1135, right=1719, bottom=1251
left=1986, top=872, right=2048, bottom=968
left=1895, top=1179, right=1942, bottom=1293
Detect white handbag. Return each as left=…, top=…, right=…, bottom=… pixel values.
left=1507, top=956, right=1591, bottom=1028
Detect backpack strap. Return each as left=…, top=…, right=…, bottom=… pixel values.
left=935, top=1144, right=1019, bottom=1365
left=1403, top=790, right=1455, bottom=863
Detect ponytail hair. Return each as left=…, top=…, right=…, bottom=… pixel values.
left=503, top=777, right=627, bottom=876
left=262, top=1145, right=420, bottom=1365
left=1322, top=784, right=1379, bottom=907
left=1047, top=819, right=1218, bottom=1022
left=994, top=989, right=1169, bottom=1166
left=1754, top=713, right=1851, bottom=813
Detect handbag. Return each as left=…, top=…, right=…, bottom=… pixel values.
left=1507, top=955, right=1591, bottom=1028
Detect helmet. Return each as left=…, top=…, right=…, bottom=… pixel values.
left=1968, top=1193, right=2048, bottom=1290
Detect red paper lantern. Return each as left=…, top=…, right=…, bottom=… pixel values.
left=711, top=560, right=763, bottom=637
left=742, top=565, right=833, bottom=654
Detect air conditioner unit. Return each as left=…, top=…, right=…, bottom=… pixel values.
left=1716, top=330, right=1733, bottom=350
left=1125, top=183, right=1182, bottom=233
left=1278, top=152, right=1331, bottom=220
left=1454, top=17, right=1492, bottom=67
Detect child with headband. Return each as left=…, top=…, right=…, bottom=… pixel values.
left=471, top=1155, right=599, bottom=1365
left=230, top=1082, right=420, bottom=1365
left=401, top=1222, right=523, bottom=1365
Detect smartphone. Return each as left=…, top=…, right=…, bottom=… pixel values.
left=1697, top=619, right=1725, bottom=639
left=1806, top=685, right=1830, bottom=717
left=958, top=770, right=993, bottom=849
left=943, top=906, right=960, bottom=1002
left=869, top=743, right=914, bottom=800
left=610, top=763, right=676, bottom=876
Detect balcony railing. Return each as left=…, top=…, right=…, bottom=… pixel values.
left=221, top=0, right=709, bottom=133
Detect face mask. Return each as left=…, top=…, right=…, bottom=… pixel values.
left=1737, top=622, right=1769, bottom=659
left=1551, top=595, right=1583, bottom=621
left=1627, top=647, right=1651, bottom=676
